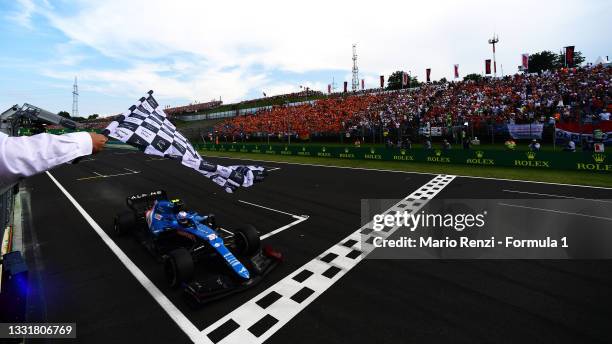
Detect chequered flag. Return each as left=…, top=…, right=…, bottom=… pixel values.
left=103, top=90, right=267, bottom=193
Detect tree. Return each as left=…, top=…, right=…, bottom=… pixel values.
left=555, top=50, right=585, bottom=68
left=528, top=51, right=558, bottom=73
left=387, top=71, right=420, bottom=90
left=58, top=111, right=71, bottom=119
left=439, top=77, right=448, bottom=84
left=88, top=114, right=99, bottom=120
left=463, top=73, right=483, bottom=82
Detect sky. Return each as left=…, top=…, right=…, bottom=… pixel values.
left=0, top=0, right=610, bottom=117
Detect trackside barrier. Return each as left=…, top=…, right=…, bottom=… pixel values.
left=0, top=191, right=14, bottom=243
left=197, top=143, right=612, bottom=173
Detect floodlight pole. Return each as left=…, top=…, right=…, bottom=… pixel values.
left=351, top=44, right=359, bottom=92
left=488, top=34, right=499, bottom=77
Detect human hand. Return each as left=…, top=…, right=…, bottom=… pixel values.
left=89, top=133, right=108, bottom=154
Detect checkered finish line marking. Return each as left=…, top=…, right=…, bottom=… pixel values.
left=201, top=174, right=456, bottom=344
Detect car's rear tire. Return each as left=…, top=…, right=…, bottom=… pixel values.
left=114, top=211, right=136, bottom=236
left=234, top=224, right=261, bottom=257
left=164, top=248, right=194, bottom=288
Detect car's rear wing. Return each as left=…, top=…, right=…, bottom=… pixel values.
left=126, top=190, right=168, bottom=214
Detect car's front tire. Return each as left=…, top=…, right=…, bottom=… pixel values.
left=234, top=224, right=261, bottom=257
left=164, top=248, right=194, bottom=288
left=114, top=211, right=136, bottom=236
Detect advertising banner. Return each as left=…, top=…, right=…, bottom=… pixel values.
left=555, top=122, right=612, bottom=145
left=522, top=54, right=529, bottom=70
left=419, top=126, right=443, bottom=137
left=565, top=46, right=575, bottom=67
left=507, top=124, right=544, bottom=139
left=198, top=143, right=611, bottom=173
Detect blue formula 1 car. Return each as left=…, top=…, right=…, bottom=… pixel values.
left=113, top=190, right=282, bottom=305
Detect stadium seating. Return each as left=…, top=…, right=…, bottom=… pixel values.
left=215, top=65, right=611, bottom=138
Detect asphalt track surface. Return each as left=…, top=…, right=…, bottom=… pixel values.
left=21, top=148, right=612, bottom=343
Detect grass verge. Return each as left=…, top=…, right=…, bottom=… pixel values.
left=200, top=150, right=612, bottom=188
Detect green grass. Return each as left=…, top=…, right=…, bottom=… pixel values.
left=199, top=150, right=612, bottom=188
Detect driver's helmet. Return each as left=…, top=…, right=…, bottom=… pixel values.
left=177, top=211, right=189, bottom=226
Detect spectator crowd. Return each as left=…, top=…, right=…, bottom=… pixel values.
left=214, top=65, right=611, bottom=140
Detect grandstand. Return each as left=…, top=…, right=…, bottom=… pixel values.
left=41, top=64, right=611, bottom=147
left=213, top=65, right=611, bottom=145
left=164, top=99, right=223, bottom=116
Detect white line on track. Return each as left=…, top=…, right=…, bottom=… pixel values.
left=238, top=200, right=300, bottom=218
left=260, top=216, right=308, bottom=240
left=238, top=200, right=308, bottom=240
left=502, top=189, right=612, bottom=203
left=76, top=168, right=140, bottom=181
left=498, top=202, right=612, bottom=221
left=202, top=174, right=456, bottom=343
left=45, top=171, right=211, bottom=344
left=206, top=155, right=612, bottom=190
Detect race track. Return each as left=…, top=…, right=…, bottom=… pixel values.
left=21, top=148, right=612, bottom=343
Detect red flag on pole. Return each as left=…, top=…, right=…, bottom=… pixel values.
left=565, top=46, right=575, bottom=67
left=494, top=61, right=497, bottom=75
left=522, top=54, right=529, bottom=70
left=485, top=59, right=492, bottom=75
left=426, top=68, right=431, bottom=82
left=454, top=64, right=459, bottom=79
left=380, top=75, right=384, bottom=88
left=402, top=72, right=408, bottom=87
left=343, top=81, right=348, bottom=93
left=328, top=84, right=331, bottom=94
left=361, top=79, right=364, bottom=90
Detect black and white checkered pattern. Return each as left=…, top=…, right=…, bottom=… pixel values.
left=201, top=175, right=456, bottom=343
left=104, top=90, right=266, bottom=193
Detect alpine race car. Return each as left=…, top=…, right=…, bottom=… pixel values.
left=113, top=190, right=282, bottom=305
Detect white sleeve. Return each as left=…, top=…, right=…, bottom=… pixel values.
left=0, top=132, right=92, bottom=191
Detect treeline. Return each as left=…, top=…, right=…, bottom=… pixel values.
left=57, top=111, right=100, bottom=122
left=386, top=49, right=586, bottom=87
